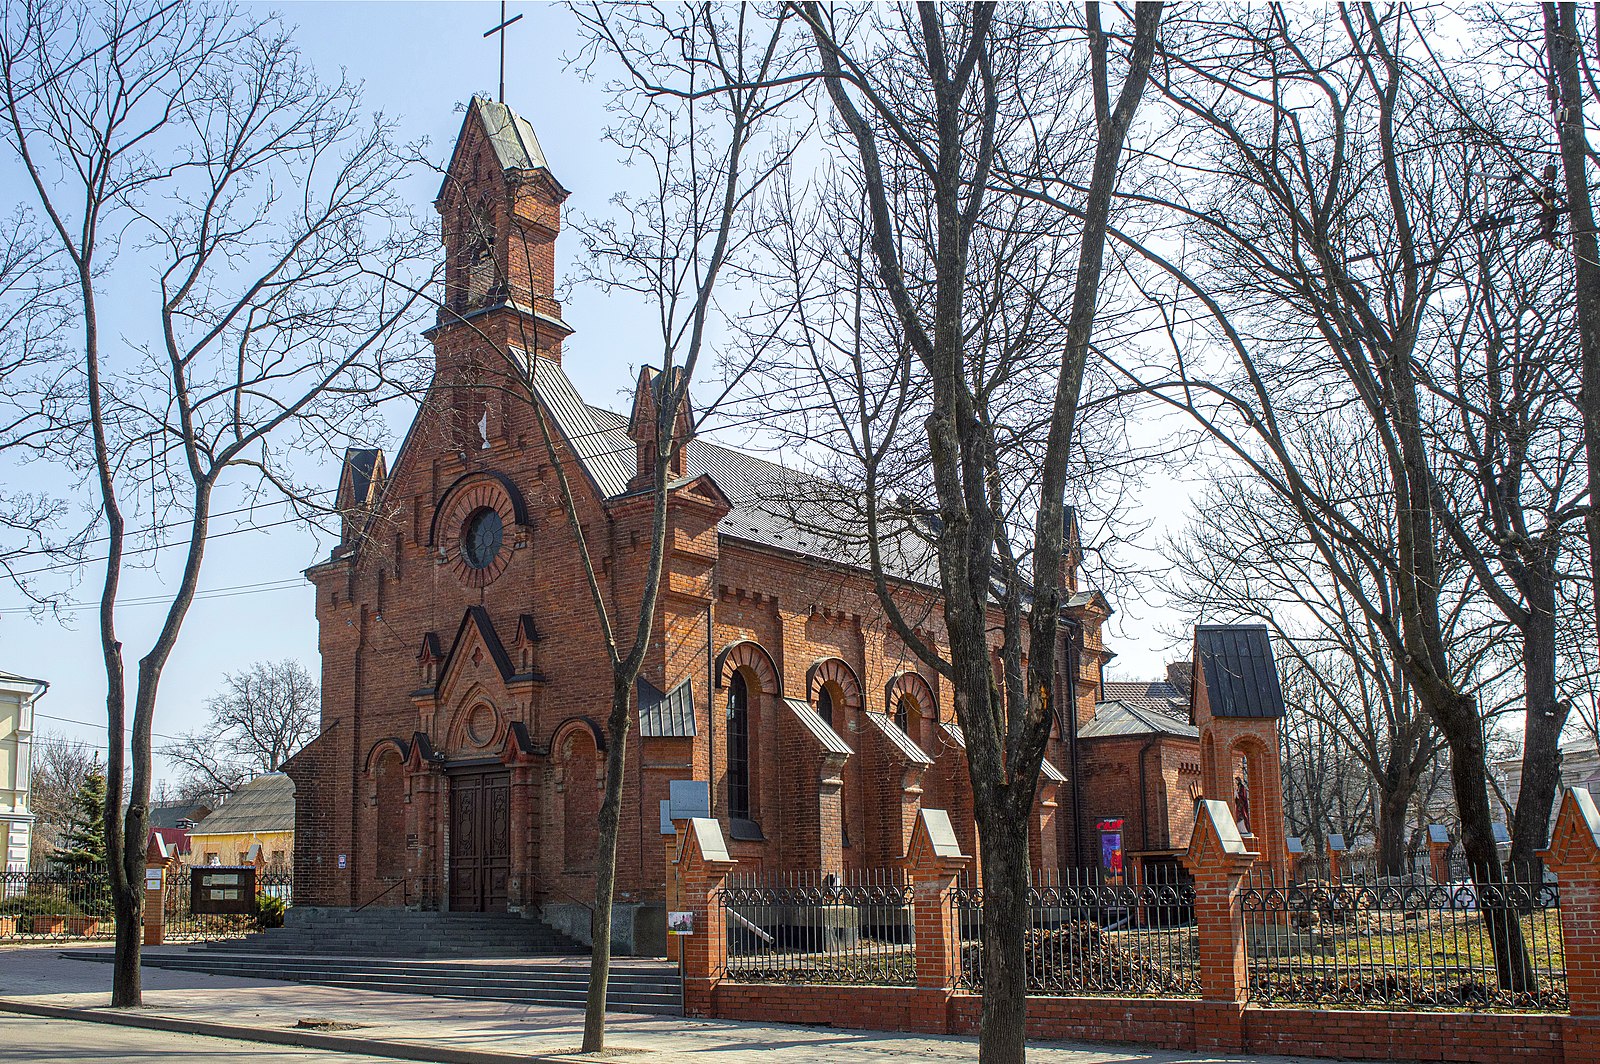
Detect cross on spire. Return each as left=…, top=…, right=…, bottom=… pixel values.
left=483, top=1, right=523, bottom=104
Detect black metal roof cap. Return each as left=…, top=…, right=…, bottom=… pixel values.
left=1194, top=624, right=1285, bottom=719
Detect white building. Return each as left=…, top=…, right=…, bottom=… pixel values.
left=0, top=670, right=46, bottom=872
left=1496, top=739, right=1600, bottom=838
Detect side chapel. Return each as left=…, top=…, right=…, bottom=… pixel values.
left=284, top=98, right=1289, bottom=953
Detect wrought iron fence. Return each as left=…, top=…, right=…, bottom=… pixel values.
left=717, top=870, right=916, bottom=985
left=163, top=864, right=293, bottom=942
left=1240, top=867, right=1566, bottom=1011
left=952, top=868, right=1201, bottom=997
left=0, top=866, right=116, bottom=940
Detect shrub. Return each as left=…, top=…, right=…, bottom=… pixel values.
left=252, top=891, right=286, bottom=929
left=0, top=893, right=82, bottom=918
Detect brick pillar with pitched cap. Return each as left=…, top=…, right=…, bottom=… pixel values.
left=1181, top=798, right=1258, bottom=1052
left=905, top=807, right=971, bottom=991
left=143, top=833, right=179, bottom=946
left=675, top=817, right=736, bottom=1017
left=1542, top=787, right=1600, bottom=1064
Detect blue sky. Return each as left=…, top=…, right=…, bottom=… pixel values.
left=0, top=1, right=1183, bottom=782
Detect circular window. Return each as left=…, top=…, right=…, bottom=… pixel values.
left=461, top=507, right=504, bottom=570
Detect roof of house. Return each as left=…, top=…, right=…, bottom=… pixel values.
left=1080, top=700, right=1200, bottom=741
left=1101, top=679, right=1189, bottom=720
left=186, top=773, right=295, bottom=837
left=147, top=802, right=210, bottom=830
left=1194, top=624, right=1286, bottom=719
left=148, top=826, right=192, bottom=855
left=637, top=677, right=697, bottom=738
left=862, top=711, right=934, bottom=765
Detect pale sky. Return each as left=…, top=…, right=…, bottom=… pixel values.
left=0, top=2, right=1193, bottom=784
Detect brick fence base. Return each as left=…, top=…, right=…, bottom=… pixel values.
left=705, top=982, right=1570, bottom=1063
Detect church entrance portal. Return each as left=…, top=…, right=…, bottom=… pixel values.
left=448, top=766, right=511, bottom=912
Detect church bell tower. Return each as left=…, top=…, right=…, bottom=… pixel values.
left=432, top=96, right=572, bottom=368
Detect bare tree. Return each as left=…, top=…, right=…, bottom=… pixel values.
left=0, top=0, right=432, bottom=1005
left=158, top=659, right=319, bottom=805
left=1111, top=2, right=1544, bottom=987
left=782, top=6, right=1162, bottom=1060
left=27, top=733, right=101, bottom=864
left=1541, top=4, right=1600, bottom=713
left=1430, top=212, right=1587, bottom=874
left=1164, top=456, right=1452, bottom=875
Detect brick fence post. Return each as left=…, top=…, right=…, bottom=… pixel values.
left=143, top=833, right=176, bottom=947
left=675, top=817, right=735, bottom=1017
left=1181, top=798, right=1259, bottom=1053
left=905, top=808, right=970, bottom=997
left=1427, top=824, right=1452, bottom=884
left=1326, top=833, right=1345, bottom=882
left=1541, top=787, right=1600, bottom=1064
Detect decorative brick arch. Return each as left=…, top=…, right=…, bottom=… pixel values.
left=716, top=639, right=781, bottom=696
left=428, top=471, right=529, bottom=589
left=362, top=736, right=413, bottom=776
left=807, top=657, right=862, bottom=710
left=885, top=671, right=937, bottom=719
left=445, top=688, right=506, bottom=755
left=551, top=717, right=603, bottom=872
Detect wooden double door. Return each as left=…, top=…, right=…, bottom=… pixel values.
left=448, top=766, right=511, bottom=912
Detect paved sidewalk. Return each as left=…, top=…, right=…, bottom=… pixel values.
left=0, top=944, right=1328, bottom=1064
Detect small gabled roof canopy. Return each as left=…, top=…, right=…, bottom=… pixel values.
left=1194, top=624, right=1285, bottom=719
left=638, top=677, right=697, bottom=739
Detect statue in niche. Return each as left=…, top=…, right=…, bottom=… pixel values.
left=1234, top=774, right=1251, bottom=836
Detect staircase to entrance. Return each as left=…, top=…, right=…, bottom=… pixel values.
left=115, top=907, right=682, bottom=1015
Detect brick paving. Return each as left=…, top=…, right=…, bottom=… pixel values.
left=0, top=944, right=1342, bottom=1063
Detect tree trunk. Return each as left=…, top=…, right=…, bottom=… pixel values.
left=581, top=676, right=634, bottom=1053
left=1509, top=573, right=1564, bottom=881
left=976, top=803, right=1030, bottom=1064
left=1373, top=778, right=1414, bottom=878
left=109, top=871, right=141, bottom=1006
left=1546, top=4, right=1600, bottom=681
left=1434, top=691, right=1536, bottom=991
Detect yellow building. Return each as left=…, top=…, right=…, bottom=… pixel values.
left=0, top=670, right=46, bottom=873
left=184, top=772, right=295, bottom=869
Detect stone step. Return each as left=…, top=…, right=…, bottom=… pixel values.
left=221, top=907, right=591, bottom=958
left=179, top=951, right=676, bottom=987
left=109, top=952, right=681, bottom=1014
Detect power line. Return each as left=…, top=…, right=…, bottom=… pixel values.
left=0, top=577, right=306, bottom=616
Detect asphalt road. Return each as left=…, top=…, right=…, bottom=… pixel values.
left=0, top=1013, right=401, bottom=1063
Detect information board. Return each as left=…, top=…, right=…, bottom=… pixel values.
left=190, top=865, right=257, bottom=915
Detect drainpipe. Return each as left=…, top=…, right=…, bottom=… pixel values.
left=1138, top=737, right=1159, bottom=854
left=706, top=600, right=716, bottom=818
left=1062, top=616, right=1085, bottom=870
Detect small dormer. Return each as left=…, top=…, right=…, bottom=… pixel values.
left=627, top=365, right=695, bottom=490
left=336, top=447, right=387, bottom=547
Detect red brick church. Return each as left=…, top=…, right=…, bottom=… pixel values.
left=284, top=98, right=1288, bottom=953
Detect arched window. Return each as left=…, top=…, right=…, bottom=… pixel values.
left=817, top=685, right=834, bottom=727
left=894, top=693, right=913, bottom=734
left=728, top=671, right=751, bottom=820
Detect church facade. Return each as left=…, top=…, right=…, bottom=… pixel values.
left=284, top=98, right=1286, bottom=953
